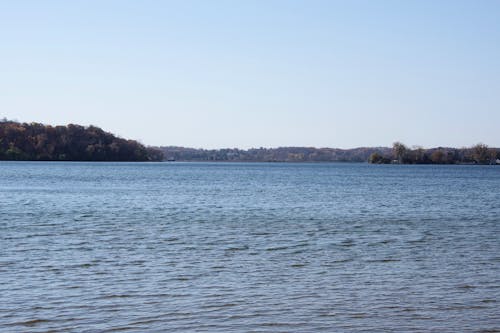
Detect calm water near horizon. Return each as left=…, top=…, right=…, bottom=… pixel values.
left=1, top=162, right=499, bottom=332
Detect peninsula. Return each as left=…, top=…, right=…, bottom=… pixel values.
left=0, top=120, right=163, bottom=161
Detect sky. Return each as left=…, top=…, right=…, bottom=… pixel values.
left=1, top=0, right=499, bottom=149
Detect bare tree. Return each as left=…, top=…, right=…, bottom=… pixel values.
left=393, top=142, right=407, bottom=164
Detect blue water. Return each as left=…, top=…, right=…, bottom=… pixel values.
left=1, top=162, right=499, bottom=332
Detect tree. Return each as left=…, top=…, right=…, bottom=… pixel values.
left=430, top=150, right=445, bottom=164
left=472, top=143, right=491, bottom=164
left=411, top=145, right=426, bottom=164
left=368, top=152, right=390, bottom=164
left=393, top=142, right=408, bottom=164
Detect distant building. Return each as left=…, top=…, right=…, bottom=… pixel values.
left=496, top=159, right=500, bottom=165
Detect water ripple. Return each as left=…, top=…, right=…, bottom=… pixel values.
left=1, top=162, right=499, bottom=332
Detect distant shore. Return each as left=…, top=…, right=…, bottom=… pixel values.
left=1, top=120, right=498, bottom=164
left=157, top=144, right=500, bottom=165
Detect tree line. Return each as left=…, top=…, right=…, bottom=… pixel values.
left=368, top=142, right=499, bottom=165
left=2, top=119, right=497, bottom=164
left=160, top=144, right=499, bottom=164
left=0, top=120, right=163, bottom=161
left=160, top=146, right=395, bottom=162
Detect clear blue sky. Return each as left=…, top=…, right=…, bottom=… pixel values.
left=1, top=0, right=499, bottom=148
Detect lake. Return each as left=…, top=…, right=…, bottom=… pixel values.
left=1, top=162, right=499, bottom=332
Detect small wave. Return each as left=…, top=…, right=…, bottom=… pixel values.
left=365, top=258, right=401, bottom=263
left=348, top=312, right=367, bottom=318
left=78, top=263, right=94, bottom=268
left=224, top=245, right=249, bottom=252
left=11, top=318, right=50, bottom=327
left=210, top=265, right=226, bottom=270
left=100, top=294, right=132, bottom=299
left=104, top=326, right=142, bottom=332
left=408, top=236, right=426, bottom=243
left=368, top=239, right=397, bottom=246
left=290, top=263, right=306, bottom=268
left=266, top=245, right=289, bottom=251
left=480, top=299, right=496, bottom=303
left=340, top=238, right=355, bottom=247
left=0, top=260, right=15, bottom=267
left=200, top=302, right=238, bottom=309
left=260, top=322, right=299, bottom=327
left=443, top=305, right=488, bottom=310
left=457, top=284, right=476, bottom=290
left=250, top=232, right=272, bottom=236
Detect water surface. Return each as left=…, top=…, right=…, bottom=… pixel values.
left=1, top=162, right=499, bottom=332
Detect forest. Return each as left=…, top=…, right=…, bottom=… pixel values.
left=0, top=120, right=163, bottom=161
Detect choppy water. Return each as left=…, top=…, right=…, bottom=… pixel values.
left=1, top=162, right=499, bottom=332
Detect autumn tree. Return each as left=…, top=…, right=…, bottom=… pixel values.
left=472, top=143, right=492, bottom=164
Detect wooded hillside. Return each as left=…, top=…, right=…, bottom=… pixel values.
left=0, top=120, right=163, bottom=161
